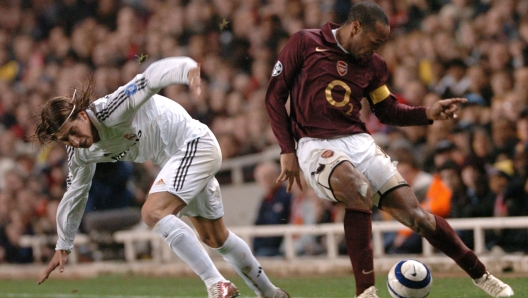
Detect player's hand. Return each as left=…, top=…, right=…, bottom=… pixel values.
left=277, top=153, right=303, bottom=192
left=426, top=98, right=467, bottom=121
left=187, top=64, right=201, bottom=97
left=37, top=250, right=69, bottom=285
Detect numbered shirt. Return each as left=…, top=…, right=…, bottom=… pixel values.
left=56, top=57, right=208, bottom=251
left=265, top=22, right=430, bottom=154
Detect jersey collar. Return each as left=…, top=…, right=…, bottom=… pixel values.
left=321, top=22, right=340, bottom=44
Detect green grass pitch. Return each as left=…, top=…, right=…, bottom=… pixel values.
left=0, top=274, right=525, bottom=297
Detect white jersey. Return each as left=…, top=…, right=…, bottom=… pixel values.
left=56, top=57, right=208, bottom=251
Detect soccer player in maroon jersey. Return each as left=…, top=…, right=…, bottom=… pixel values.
left=265, top=2, right=513, bottom=298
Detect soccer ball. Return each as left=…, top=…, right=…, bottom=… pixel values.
left=387, top=259, right=433, bottom=298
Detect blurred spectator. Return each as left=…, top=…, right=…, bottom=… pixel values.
left=516, top=107, right=528, bottom=145
left=443, top=159, right=494, bottom=249
left=0, top=130, right=17, bottom=190
left=252, top=161, right=292, bottom=257
left=490, top=118, right=518, bottom=161
left=486, top=159, right=528, bottom=253
left=435, top=58, right=469, bottom=98
left=423, top=139, right=463, bottom=173
left=465, top=64, right=493, bottom=106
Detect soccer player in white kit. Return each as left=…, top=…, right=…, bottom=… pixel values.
left=35, top=56, right=289, bottom=298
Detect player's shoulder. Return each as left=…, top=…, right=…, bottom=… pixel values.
left=367, top=53, right=388, bottom=71
left=65, top=145, right=81, bottom=166
left=295, top=28, right=323, bottom=41
left=89, top=95, right=110, bottom=113
left=290, top=28, right=326, bottom=52
left=371, top=53, right=386, bottom=63
left=293, top=22, right=337, bottom=48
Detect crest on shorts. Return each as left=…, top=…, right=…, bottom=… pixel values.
left=337, top=61, right=348, bottom=76
left=321, top=150, right=334, bottom=158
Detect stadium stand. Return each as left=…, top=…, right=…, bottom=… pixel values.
left=1, top=1, right=528, bottom=279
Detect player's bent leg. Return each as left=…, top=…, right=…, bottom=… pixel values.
left=142, top=192, right=233, bottom=296
left=329, top=162, right=376, bottom=297
left=378, top=186, right=436, bottom=236
left=381, top=187, right=485, bottom=276
left=380, top=187, right=513, bottom=297
left=191, top=216, right=288, bottom=298
left=141, top=191, right=187, bottom=228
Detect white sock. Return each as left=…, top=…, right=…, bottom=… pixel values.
left=213, top=230, right=277, bottom=297
left=154, top=214, right=224, bottom=288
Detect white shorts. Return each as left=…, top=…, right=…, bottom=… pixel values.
left=297, top=133, right=404, bottom=206
left=149, top=131, right=224, bottom=219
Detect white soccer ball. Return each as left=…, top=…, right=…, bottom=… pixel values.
left=387, top=259, right=433, bottom=298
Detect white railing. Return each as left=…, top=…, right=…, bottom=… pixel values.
left=113, top=217, right=528, bottom=262
left=18, top=217, right=528, bottom=265
left=18, top=234, right=90, bottom=264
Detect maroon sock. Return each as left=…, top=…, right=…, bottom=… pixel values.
left=425, top=215, right=486, bottom=279
left=344, top=207, right=375, bottom=296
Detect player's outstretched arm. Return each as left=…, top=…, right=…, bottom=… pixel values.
left=37, top=250, right=69, bottom=285
left=145, top=57, right=198, bottom=90
left=425, top=98, right=468, bottom=121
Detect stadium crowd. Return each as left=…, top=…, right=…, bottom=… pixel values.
left=1, top=0, right=528, bottom=263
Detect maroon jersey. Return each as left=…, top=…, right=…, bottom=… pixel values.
left=265, top=22, right=431, bottom=154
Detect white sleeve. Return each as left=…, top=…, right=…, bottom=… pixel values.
left=144, top=56, right=198, bottom=89
left=95, top=56, right=198, bottom=126
left=55, top=148, right=96, bottom=251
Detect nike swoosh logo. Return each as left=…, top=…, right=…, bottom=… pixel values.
left=315, top=47, right=330, bottom=52
left=362, top=269, right=374, bottom=275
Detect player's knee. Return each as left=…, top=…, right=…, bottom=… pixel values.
left=141, top=206, right=161, bottom=229
left=331, top=174, right=372, bottom=208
